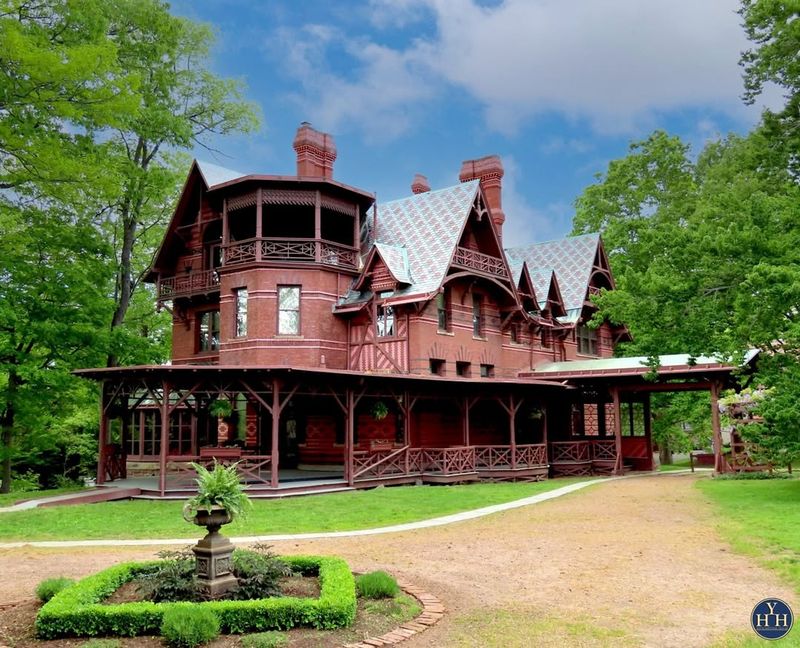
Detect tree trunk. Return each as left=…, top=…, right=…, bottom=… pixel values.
left=0, top=370, right=20, bottom=494
left=659, top=440, right=673, bottom=466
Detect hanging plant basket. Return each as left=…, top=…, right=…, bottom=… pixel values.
left=371, top=400, right=389, bottom=421
left=208, top=398, right=233, bottom=419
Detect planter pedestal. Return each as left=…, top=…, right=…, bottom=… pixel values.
left=192, top=508, right=237, bottom=598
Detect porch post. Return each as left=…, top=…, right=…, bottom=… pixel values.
left=158, top=381, right=170, bottom=497
left=271, top=378, right=280, bottom=488
left=222, top=199, right=229, bottom=247
left=97, top=381, right=108, bottom=485
left=611, top=387, right=623, bottom=475
left=314, top=190, right=322, bottom=262
left=643, top=394, right=654, bottom=471
left=346, top=388, right=355, bottom=486
left=710, top=381, right=725, bottom=474
left=463, top=396, right=471, bottom=446
left=255, top=187, right=263, bottom=261
left=509, top=394, right=517, bottom=470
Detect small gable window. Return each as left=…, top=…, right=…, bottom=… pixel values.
left=456, top=361, right=471, bottom=377
left=480, top=363, right=495, bottom=378
left=437, top=289, right=451, bottom=332
left=577, top=324, right=598, bottom=356
left=376, top=292, right=395, bottom=337
left=429, top=358, right=445, bottom=376
left=472, top=294, right=483, bottom=338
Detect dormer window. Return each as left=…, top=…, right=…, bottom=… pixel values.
left=376, top=291, right=395, bottom=337
left=437, top=289, right=451, bottom=332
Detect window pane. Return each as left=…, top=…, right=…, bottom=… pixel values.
left=279, top=287, right=300, bottom=310
left=235, top=288, right=247, bottom=337
left=279, top=310, right=300, bottom=335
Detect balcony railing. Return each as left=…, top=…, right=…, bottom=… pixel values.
left=158, top=269, right=220, bottom=302
left=223, top=237, right=358, bottom=270
left=452, top=246, right=507, bottom=278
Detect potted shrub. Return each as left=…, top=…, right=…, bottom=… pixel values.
left=370, top=400, right=389, bottom=421
left=182, top=460, right=251, bottom=527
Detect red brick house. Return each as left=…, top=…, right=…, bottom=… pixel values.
left=78, top=123, right=742, bottom=496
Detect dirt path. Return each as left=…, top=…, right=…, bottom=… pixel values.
left=0, top=473, right=792, bottom=647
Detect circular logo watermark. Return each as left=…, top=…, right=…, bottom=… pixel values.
left=751, top=598, right=794, bottom=640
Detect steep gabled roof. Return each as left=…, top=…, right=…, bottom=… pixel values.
left=339, top=180, right=480, bottom=306
left=195, top=160, right=245, bottom=188
left=505, top=233, right=600, bottom=313
left=374, top=242, right=412, bottom=285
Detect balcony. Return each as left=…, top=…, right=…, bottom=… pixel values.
left=157, top=269, right=220, bottom=302
left=451, top=246, right=507, bottom=278
left=223, top=237, right=359, bottom=270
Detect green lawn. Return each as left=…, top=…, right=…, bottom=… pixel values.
left=0, top=486, right=86, bottom=508
left=0, top=479, right=588, bottom=542
left=697, top=477, right=800, bottom=593
left=658, top=458, right=694, bottom=472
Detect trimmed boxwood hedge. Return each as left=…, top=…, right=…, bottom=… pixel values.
left=36, top=556, right=355, bottom=639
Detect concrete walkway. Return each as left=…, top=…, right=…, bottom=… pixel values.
left=0, top=470, right=704, bottom=549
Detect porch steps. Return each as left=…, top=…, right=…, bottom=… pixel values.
left=132, top=481, right=354, bottom=500
left=38, top=487, right=142, bottom=507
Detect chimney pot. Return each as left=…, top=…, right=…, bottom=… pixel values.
left=458, top=155, right=506, bottom=240
left=292, top=122, right=337, bottom=179
left=411, top=173, right=430, bottom=194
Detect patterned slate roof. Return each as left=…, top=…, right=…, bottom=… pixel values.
left=374, top=242, right=412, bottom=285
left=196, top=160, right=245, bottom=188
left=505, top=233, right=600, bottom=312
left=341, top=180, right=480, bottom=304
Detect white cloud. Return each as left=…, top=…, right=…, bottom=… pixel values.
left=268, top=0, right=781, bottom=140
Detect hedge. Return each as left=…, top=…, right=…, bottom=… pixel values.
left=36, top=556, right=356, bottom=639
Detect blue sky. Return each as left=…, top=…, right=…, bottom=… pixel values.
left=171, top=0, right=781, bottom=244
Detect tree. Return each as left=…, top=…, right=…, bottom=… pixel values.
left=97, top=1, right=259, bottom=366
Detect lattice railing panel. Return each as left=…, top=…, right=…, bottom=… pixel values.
left=591, top=440, right=617, bottom=461
left=353, top=446, right=411, bottom=480
left=261, top=239, right=316, bottom=261
left=474, top=446, right=512, bottom=469
left=320, top=242, right=358, bottom=269
left=452, top=246, right=507, bottom=278
left=515, top=444, right=547, bottom=467
left=550, top=441, right=591, bottom=463
left=158, top=270, right=220, bottom=301
left=224, top=240, right=257, bottom=265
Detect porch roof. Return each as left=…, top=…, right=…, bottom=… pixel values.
left=524, top=349, right=759, bottom=380
left=74, top=364, right=569, bottom=390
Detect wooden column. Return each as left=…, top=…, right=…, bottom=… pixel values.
left=509, top=394, right=517, bottom=470
left=644, top=394, right=654, bottom=471
left=462, top=396, right=471, bottom=446
left=611, top=387, right=623, bottom=475
left=158, top=381, right=170, bottom=497
left=255, top=187, right=263, bottom=261
left=314, top=190, right=322, bottom=262
left=346, top=389, right=355, bottom=486
left=221, top=199, right=229, bottom=247
left=271, top=378, right=280, bottom=488
left=710, top=381, right=725, bottom=474
left=97, top=382, right=108, bottom=485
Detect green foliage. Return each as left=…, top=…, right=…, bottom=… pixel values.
left=35, top=556, right=356, bottom=639
left=208, top=398, right=234, bottom=419
left=240, top=631, right=289, bottom=648
left=36, top=577, right=75, bottom=603
left=136, top=549, right=197, bottom=603
left=160, top=605, right=220, bottom=648
left=355, top=571, right=400, bottom=599
left=231, top=545, right=292, bottom=600
left=182, top=461, right=251, bottom=522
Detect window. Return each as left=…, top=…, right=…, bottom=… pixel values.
left=540, top=329, right=551, bottom=349
left=437, top=289, right=450, bottom=331
left=234, top=287, right=248, bottom=337
left=278, top=286, right=301, bottom=335
left=198, top=310, right=220, bottom=352
left=169, top=410, right=193, bottom=455
left=376, top=292, right=395, bottom=337
left=472, top=294, right=483, bottom=337
left=480, top=363, right=495, bottom=378
left=429, top=358, right=445, bottom=376
left=577, top=324, right=598, bottom=356
left=456, top=361, right=471, bottom=377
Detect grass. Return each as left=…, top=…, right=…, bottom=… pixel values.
left=711, top=630, right=800, bottom=647
left=658, top=458, right=693, bottom=472
left=697, top=476, right=800, bottom=593
left=0, top=485, right=85, bottom=507
left=0, top=479, right=588, bottom=541
left=451, top=607, right=636, bottom=647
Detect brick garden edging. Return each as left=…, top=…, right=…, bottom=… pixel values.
left=344, top=578, right=445, bottom=647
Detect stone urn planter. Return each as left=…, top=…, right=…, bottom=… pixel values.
left=183, top=461, right=251, bottom=598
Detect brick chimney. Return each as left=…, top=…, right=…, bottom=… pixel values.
left=411, top=173, right=430, bottom=194
left=458, top=155, right=506, bottom=240
left=292, top=122, right=337, bottom=179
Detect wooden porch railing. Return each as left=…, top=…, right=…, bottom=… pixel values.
left=353, top=446, right=410, bottom=480
left=157, top=269, right=220, bottom=302
left=549, top=440, right=592, bottom=463
left=452, top=246, right=507, bottom=278
left=591, top=439, right=617, bottom=461
left=166, top=454, right=273, bottom=488
left=223, top=237, right=358, bottom=270
left=410, top=446, right=476, bottom=475
left=515, top=443, right=548, bottom=467
left=473, top=444, right=548, bottom=470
